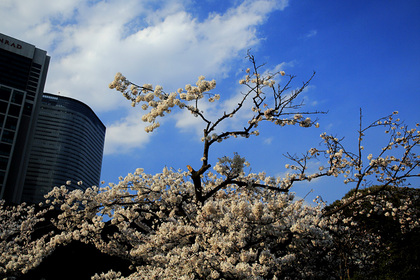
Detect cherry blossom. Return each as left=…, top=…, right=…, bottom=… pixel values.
left=1, top=55, right=419, bottom=279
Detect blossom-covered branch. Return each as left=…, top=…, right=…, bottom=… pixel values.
left=110, top=54, right=324, bottom=203
left=281, top=110, right=420, bottom=215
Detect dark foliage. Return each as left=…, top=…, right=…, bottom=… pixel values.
left=327, top=186, right=420, bottom=280
left=18, top=240, right=132, bottom=280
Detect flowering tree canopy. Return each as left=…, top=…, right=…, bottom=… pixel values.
left=1, top=55, right=419, bottom=279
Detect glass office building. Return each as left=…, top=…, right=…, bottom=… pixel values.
left=0, top=33, right=50, bottom=204
left=23, top=93, right=106, bottom=204
left=0, top=33, right=105, bottom=204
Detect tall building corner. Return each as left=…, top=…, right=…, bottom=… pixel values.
left=0, top=33, right=105, bottom=204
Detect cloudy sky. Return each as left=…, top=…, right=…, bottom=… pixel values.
left=1, top=0, right=419, bottom=203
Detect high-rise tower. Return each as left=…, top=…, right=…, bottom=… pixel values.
left=0, top=33, right=105, bottom=205
left=23, top=93, right=105, bottom=204
left=0, top=33, right=50, bottom=204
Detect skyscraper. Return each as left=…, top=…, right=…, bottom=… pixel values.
left=23, top=93, right=105, bottom=204
left=0, top=33, right=106, bottom=204
left=0, top=33, right=50, bottom=204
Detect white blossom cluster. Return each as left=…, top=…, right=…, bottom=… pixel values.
left=109, top=73, right=216, bottom=133
left=0, top=201, right=66, bottom=277
left=213, top=153, right=248, bottom=178
left=1, top=147, right=418, bottom=279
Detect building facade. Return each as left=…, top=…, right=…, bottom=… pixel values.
left=0, top=33, right=106, bottom=204
left=23, top=93, right=105, bottom=204
left=0, top=33, right=50, bottom=203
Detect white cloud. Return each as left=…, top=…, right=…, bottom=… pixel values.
left=303, top=29, right=317, bottom=39
left=264, top=137, right=273, bottom=145
left=0, top=0, right=89, bottom=53
left=103, top=109, right=152, bottom=155
left=0, top=0, right=289, bottom=154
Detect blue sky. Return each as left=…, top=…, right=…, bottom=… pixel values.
left=1, top=0, right=419, bottom=203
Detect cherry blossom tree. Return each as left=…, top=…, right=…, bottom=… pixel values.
left=1, top=54, right=419, bottom=279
